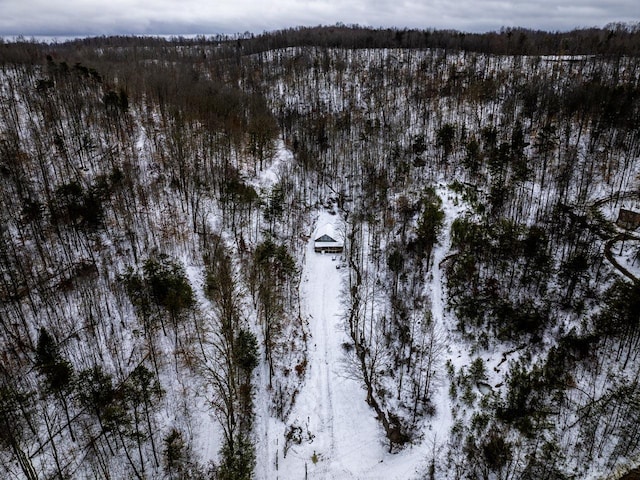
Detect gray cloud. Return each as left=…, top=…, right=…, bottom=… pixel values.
left=0, top=0, right=637, bottom=37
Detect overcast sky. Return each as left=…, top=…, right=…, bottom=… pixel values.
left=0, top=0, right=638, bottom=38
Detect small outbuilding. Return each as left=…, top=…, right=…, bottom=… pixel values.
left=314, top=224, right=344, bottom=253
left=617, top=208, right=640, bottom=230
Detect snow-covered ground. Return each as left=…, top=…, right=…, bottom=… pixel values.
left=422, top=185, right=467, bottom=463
left=611, top=236, right=640, bottom=280
left=256, top=211, right=428, bottom=479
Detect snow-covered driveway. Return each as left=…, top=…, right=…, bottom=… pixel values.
left=258, top=211, right=424, bottom=480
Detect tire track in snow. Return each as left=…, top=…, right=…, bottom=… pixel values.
left=318, top=265, right=337, bottom=463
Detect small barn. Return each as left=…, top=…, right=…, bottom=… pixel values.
left=314, top=224, right=344, bottom=253
left=617, top=208, right=640, bottom=230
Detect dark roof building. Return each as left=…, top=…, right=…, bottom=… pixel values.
left=617, top=208, right=640, bottom=230
left=314, top=224, right=344, bottom=253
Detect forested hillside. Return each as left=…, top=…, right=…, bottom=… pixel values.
left=1, top=25, right=639, bottom=479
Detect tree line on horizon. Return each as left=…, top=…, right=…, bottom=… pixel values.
left=2, top=22, right=640, bottom=64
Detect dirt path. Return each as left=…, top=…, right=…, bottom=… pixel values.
left=604, top=233, right=639, bottom=283
left=592, top=190, right=639, bottom=281
left=591, top=191, right=639, bottom=209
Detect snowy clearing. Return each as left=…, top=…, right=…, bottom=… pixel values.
left=256, top=211, right=427, bottom=479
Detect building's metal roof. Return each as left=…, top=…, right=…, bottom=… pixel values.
left=314, top=223, right=343, bottom=244
left=315, top=234, right=338, bottom=243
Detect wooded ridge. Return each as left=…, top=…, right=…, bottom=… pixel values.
left=0, top=25, right=639, bottom=479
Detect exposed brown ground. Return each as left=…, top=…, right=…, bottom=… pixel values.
left=620, top=468, right=640, bottom=480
